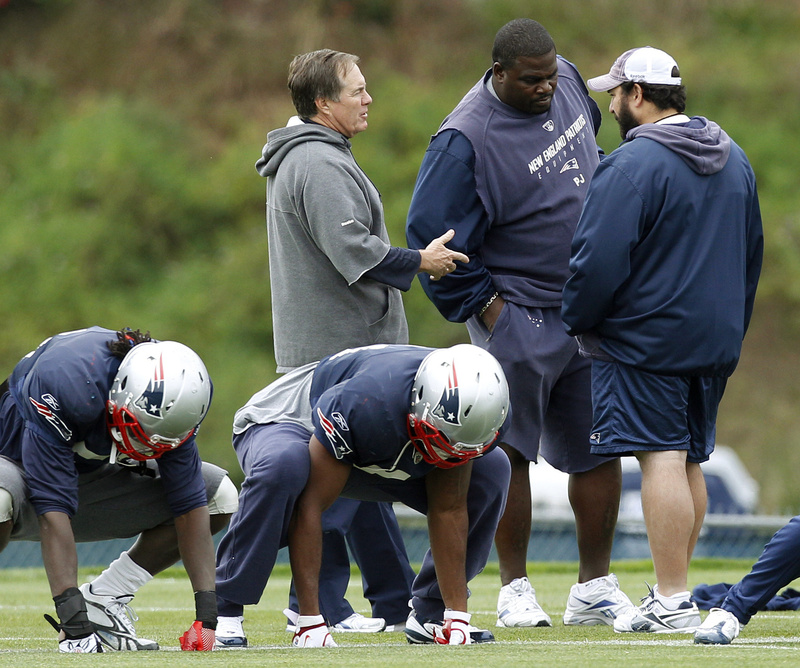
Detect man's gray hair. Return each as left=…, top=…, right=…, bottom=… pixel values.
left=287, top=49, right=360, bottom=119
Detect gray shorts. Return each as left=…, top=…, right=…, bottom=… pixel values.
left=0, top=456, right=228, bottom=542
left=467, top=301, right=609, bottom=474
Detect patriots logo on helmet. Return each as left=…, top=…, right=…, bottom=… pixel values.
left=317, top=407, right=353, bottom=460
left=430, top=361, right=461, bottom=426
left=134, top=354, right=166, bottom=419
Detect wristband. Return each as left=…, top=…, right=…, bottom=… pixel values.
left=478, top=292, right=499, bottom=317
left=194, top=590, right=217, bottom=629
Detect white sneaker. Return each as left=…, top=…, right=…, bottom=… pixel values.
left=613, top=585, right=701, bottom=634
left=79, top=583, right=158, bottom=650
left=694, top=608, right=741, bottom=645
left=496, top=577, right=552, bottom=627
left=332, top=612, right=386, bottom=633
left=215, top=615, right=247, bottom=648
left=563, top=574, right=636, bottom=626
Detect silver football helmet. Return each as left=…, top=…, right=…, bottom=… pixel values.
left=106, top=341, right=211, bottom=461
left=408, top=344, right=509, bottom=469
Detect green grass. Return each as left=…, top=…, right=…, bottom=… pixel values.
left=2, top=560, right=799, bottom=665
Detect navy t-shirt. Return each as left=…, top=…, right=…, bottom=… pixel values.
left=310, top=344, right=506, bottom=480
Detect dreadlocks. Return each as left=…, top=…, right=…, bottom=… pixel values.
left=107, top=328, right=152, bottom=359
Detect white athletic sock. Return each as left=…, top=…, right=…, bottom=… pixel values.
left=89, top=550, right=153, bottom=597
left=653, top=584, right=691, bottom=610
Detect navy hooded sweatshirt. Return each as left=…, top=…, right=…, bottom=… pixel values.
left=562, top=116, right=763, bottom=377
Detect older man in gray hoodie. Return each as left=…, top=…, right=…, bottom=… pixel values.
left=215, top=49, right=468, bottom=647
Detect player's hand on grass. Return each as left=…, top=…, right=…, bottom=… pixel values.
left=44, top=587, right=104, bottom=653
left=179, top=620, right=215, bottom=650
left=58, top=633, right=104, bottom=653
left=291, top=615, right=337, bottom=647
left=434, top=610, right=473, bottom=645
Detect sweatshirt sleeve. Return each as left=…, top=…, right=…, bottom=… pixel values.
left=743, top=176, right=764, bottom=334
left=405, top=130, right=497, bottom=322
left=562, top=159, right=646, bottom=335
left=299, top=146, right=391, bottom=285
left=363, top=246, right=421, bottom=291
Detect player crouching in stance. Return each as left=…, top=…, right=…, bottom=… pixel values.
left=280, top=343, right=511, bottom=647
left=0, top=327, right=238, bottom=652
left=215, top=344, right=510, bottom=647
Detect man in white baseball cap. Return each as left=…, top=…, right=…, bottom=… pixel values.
left=587, top=46, right=682, bottom=91
left=563, top=44, right=763, bottom=635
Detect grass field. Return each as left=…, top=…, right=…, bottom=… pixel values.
left=1, top=559, right=798, bottom=666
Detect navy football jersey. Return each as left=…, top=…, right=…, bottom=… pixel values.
left=3, top=327, right=207, bottom=518
left=310, top=344, right=440, bottom=480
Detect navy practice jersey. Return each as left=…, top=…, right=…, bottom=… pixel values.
left=310, top=344, right=504, bottom=480
left=2, top=327, right=208, bottom=518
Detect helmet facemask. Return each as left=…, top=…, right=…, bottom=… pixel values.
left=107, top=400, right=194, bottom=462
left=407, top=412, right=496, bottom=469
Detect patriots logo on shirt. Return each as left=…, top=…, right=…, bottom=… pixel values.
left=560, top=158, right=580, bottom=172
left=430, top=362, right=461, bottom=427
left=134, top=354, right=166, bottom=419
left=317, top=407, right=353, bottom=460
left=29, top=395, right=73, bottom=441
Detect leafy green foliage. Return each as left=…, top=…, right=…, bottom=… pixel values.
left=0, top=0, right=799, bottom=503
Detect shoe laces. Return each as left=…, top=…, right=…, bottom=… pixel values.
left=638, top=582, right=657, bottom=608
left=502, top=581, right=540, bottom=611
left=103, top=597, right=138, bottom=634
left=504, top=577, right=534, bottom=598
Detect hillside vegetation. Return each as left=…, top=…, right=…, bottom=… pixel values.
left=1, top=0, right=800, bottom=511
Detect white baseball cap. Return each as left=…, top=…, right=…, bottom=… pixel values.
left=587, top=46, right=682, bottom=92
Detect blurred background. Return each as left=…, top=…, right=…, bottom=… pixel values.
left=1, top=0, right=799, bottom=515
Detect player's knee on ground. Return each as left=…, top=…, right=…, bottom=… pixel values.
left=208, top=475, right=239, bottom=534
left=0, top=488, right=12, bottom=552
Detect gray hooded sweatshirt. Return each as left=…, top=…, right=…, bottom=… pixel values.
left=256, top=122, right=408, bottom=371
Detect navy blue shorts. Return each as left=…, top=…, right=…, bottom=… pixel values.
left=589, top=359, right=727, bottom=464
left=467, top=302, right=608, bottom=474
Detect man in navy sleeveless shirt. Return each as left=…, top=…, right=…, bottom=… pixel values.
left=406, top=18, right=633, bottom=628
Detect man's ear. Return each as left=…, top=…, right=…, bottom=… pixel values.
left=491, top=62, right=505, bottom=83
left=315, top=97, right=329, bottom=116
left=630, top=83, right=645, bottom=106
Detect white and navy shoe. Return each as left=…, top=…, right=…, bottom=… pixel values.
left=215, top=615, right=247, bottom=648
left=79, top=583, right=158, bottom=650
left=333, top=612, right=386, bottom=633
left=563, top=574, right=636, bottom=626
left=613, top=585, right=701, bottom=634
left=405, top=610, right=494, bottom=644
left=694, top=608, right=741, bottom=644
left=496, top=577, right=552, bottom=628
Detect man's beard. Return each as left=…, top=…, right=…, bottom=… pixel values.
left=615, top=97, right=639, bottom=139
